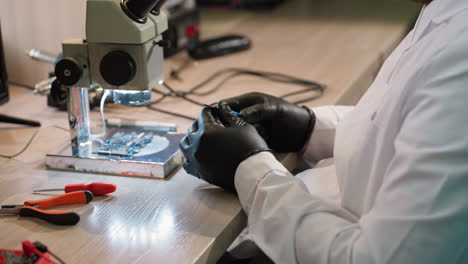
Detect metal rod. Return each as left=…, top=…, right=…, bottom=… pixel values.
left=25, top=49, right=60, bottom=64
left=33, top=189, right=63, bottom=192
left=67, top=87, right=91, bottom=156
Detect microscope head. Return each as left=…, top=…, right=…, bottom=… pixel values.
left=55, top=0, right=169, bottom=105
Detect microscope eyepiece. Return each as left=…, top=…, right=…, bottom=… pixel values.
left=151, top=0, right=169, bottom=15
left=121, top=0, right=160, bottom=23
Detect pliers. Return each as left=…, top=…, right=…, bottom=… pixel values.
left=0, top=191, right=94, bottom=225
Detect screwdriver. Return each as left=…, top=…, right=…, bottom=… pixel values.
left=34, top=182, right=117, bottom=196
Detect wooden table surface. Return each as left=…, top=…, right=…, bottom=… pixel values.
left=0, top=0, right=419, bottom=263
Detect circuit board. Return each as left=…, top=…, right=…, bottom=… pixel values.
left=97, top=131, right=154, bottom=156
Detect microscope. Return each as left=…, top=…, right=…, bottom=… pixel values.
left=46, top=0, right=184, bottom=178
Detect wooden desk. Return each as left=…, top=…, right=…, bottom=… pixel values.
left=0, top=0, right=419, bottom=263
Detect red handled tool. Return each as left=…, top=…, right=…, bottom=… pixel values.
left=0, top=191, right=94, bottom=225
left=34, top=182, right=116, bottom=196
left=1, top=240, right=64, bottom=264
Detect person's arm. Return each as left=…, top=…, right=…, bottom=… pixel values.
left=301, top=105, right=354, bottom=165
left=236, top=107, right=468, bottom=263
left=234, top=28, right=468, bottom=263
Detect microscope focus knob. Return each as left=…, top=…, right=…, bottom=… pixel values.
left=100, top=50, right=136, bottom=87
left=55, top=58, right=82, bottom=86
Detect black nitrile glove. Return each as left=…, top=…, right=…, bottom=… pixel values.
left=180, top=103, right=271, bottom=192
left=220, top=92, right=316, bottom=153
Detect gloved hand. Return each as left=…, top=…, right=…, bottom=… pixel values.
left=180, top=103, right=271, bottom=192
left=220, top=92, right=316, bottom=153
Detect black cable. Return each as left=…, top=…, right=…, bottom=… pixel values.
left=163, top=82, right=205, bottom=106
left=186, top=69, right=243, bottom=95
left=8, top=81, right=35, bottom=90
left=148, top=92, right=168, bottom=105
left=33, top=241, right=66, bottom=264
left=48, top=250, right=66, bottom=264
left=146, top=104, right=196, bottom=120
left=144, top=68, right=326, bottom=120
left=175, top=69, right=325, bottom=105
left=185, top=68, right=326, bottom=103
left=150, top=83, right=206, bottom=107
left=188, top=71, right=245, bottom=96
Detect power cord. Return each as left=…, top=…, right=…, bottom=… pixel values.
left=145, top=68, right=326, bottom=120
left=91, top=89, right=111, bottom=139
left=0, top=124, right=69, bottom=158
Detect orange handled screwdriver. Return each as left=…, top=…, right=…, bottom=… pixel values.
left=34, top=182, right=117, bottom=196
left=0, top=191, right=94, bottom=225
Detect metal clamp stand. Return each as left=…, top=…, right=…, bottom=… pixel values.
left=45, top=0, right=183, bottom=179
left=46, top=86, right=184, bottom=179
left=68, top=87, right=92, bottom=157
left=46, top=0, right=183, bottom=178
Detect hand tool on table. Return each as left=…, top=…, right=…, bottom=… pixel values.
left=0, top=240, right=64, bottom=264
left=0, top=191, right=94, bottom=225
left=34, top=182, right=116, bottom=196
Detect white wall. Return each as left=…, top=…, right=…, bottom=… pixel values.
left=0, top=0, right=86, bottom=86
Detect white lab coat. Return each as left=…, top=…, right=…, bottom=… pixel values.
left=229, top=0, right=468, bottom=263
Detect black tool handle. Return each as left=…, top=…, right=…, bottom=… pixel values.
left=0, top=114, right=41, bottom=127
left=19, top=206, right=80, bottom=225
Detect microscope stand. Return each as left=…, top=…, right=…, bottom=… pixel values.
left=47, top=0, right=184, bottom=179
left=46, top=127, right=184, bottom=179
left=45, top=88, right=184, bottom=179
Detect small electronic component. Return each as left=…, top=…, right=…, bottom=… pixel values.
left=97, top=132, right=154, bottom=156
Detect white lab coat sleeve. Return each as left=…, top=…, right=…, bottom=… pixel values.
left=302, top=106, right=354, bottom=165
left=234, top=28, right=468, bottom=263
left=235, top=152, right=360, bottom=263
